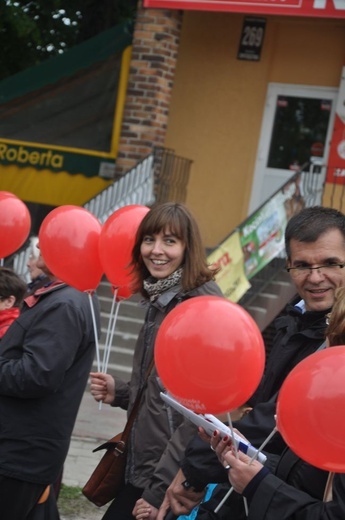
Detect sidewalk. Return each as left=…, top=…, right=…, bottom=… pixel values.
left=62, top=390, right=127, bottom=488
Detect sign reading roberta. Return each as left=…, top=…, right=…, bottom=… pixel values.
left=0, top=142, right=64, bottom=169
left=143, top=0, right=345, bottom=19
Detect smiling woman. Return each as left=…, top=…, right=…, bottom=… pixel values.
left=90, top=202, right=223, bottom=520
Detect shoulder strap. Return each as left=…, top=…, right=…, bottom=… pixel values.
left=121, top=357, right=155, bottom=442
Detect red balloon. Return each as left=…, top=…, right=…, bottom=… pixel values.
left=155, top=296, right=265, bottom=414
left=99, top=205, right=150, bottom=287
left=111, top=284, right=133, bottom=302
left=0, top=191, right=31, bottom=258
left=276, top=346, right=345, bottom=472
left=39, top=205, right=103, bottom=292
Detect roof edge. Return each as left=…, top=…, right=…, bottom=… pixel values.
left=0, top=21, right=133, bottom=104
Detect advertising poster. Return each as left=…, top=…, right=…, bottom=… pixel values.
left=326, top=66, right=345, bottom=185
left=240, top=175, right=305, bottom=279
left=207, top=230, right=250, bottom=302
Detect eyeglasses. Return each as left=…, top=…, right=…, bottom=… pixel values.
left=286, top=263, right=345, bottom=278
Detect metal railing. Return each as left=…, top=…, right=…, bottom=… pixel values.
left=9, top=146, right=194, bottom=279
left=154, top=147, right=192, bottom=204
left=85, top=154, right=154, bottom=224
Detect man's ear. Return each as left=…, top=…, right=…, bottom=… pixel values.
left=3, top=295, right=16, bottom=309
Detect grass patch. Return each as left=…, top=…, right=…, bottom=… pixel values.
left=58, top=484, right=102, bottom=517
left=59, top=484, right=83, bottom=500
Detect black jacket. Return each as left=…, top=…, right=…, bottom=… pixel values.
left=0, top=283, right=100, bottom=485
left=248, top=461, right=345, bottom=520
left=194, top=449, right=345, bottom=520
left=180, top=302, right=329, bottom=490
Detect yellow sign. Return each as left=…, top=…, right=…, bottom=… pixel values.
left=207, top=230, right=250, bottom=302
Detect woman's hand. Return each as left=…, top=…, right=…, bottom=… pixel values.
left=133, top=498, right=158, bottom=520
left=209, top=427, right=250, bottom=465
left=89, top=372, right=115, bottom=404
left=223, top=449, right=263, bottom=494
left=210, top=430, right=233, bottom=467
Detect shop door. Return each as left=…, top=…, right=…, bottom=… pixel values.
left=248, top=84, right=337, bottom=214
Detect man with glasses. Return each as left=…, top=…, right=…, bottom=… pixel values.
left=155, top=206, right=345, bottom=520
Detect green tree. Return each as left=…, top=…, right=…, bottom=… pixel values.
left=0, top=0, right=137, bottom=80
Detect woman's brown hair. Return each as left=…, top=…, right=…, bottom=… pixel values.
left=326, top=286, right=345, bottom=347
left=130, top=202, right=218, bottom=296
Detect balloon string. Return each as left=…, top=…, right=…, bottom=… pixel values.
left=226, top=412, right=238, bottom=459
left=243, top=496, right=249, bottom=516
left=102, top=288, right=117, bottom=373
left=99, top=289, right=121, bottom=411
left=214, top=425, right=278, bottom=514
left=214, top=486, right=234, bottom=513
left=98, top=288, right=118, bottom=411
left=103, top=298, right=121, bottom=375
left=248, top=426, right=277, bottom=465
left=88, top=292, right=101, bottom=373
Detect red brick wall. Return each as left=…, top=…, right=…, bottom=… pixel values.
left=115, top=2, right=183, bottom=175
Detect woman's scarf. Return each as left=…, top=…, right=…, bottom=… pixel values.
left=143, top=267, right=183, bottom=301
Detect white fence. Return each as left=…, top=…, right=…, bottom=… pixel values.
left=13, top=154, right=155, bottom=279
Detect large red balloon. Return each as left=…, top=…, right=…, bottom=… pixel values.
left=99, top=204, right=150, bottom=288
left=39, top=205, right=103, bottom=292
left=0, top=191, right=31, bottom=258
left=155, top=296, right=265, bottom=414
left=276, top=346, right=345, bottom=472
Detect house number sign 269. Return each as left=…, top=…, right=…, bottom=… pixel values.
left=237, top=17, right=266, bottom=61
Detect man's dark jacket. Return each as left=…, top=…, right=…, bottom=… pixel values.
left=194, top=449, right=345, bottom=520
left=0, top=283, right=100, bottom=485
left=180, top=301, right=329, bottom=490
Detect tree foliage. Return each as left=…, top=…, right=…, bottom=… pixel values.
left=0, top=0, right=137, bottom=80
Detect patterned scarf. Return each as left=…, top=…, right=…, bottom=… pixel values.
left=143, top=267, right=183, bottom=301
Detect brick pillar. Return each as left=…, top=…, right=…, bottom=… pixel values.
left=115, top=2, right=183, bottom=175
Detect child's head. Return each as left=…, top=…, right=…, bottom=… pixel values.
left=0, top=267, right=27, bottom=310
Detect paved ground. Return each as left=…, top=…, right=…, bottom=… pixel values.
left=59, top=390, right=128, bottom=519
left=63, top=390, right=127, bottom=487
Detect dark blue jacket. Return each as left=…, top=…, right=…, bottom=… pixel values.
left=0, top=283, right=100, bottom=485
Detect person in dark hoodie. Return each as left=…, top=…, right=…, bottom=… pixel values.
left=0, top=241, right=100, bottom=520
